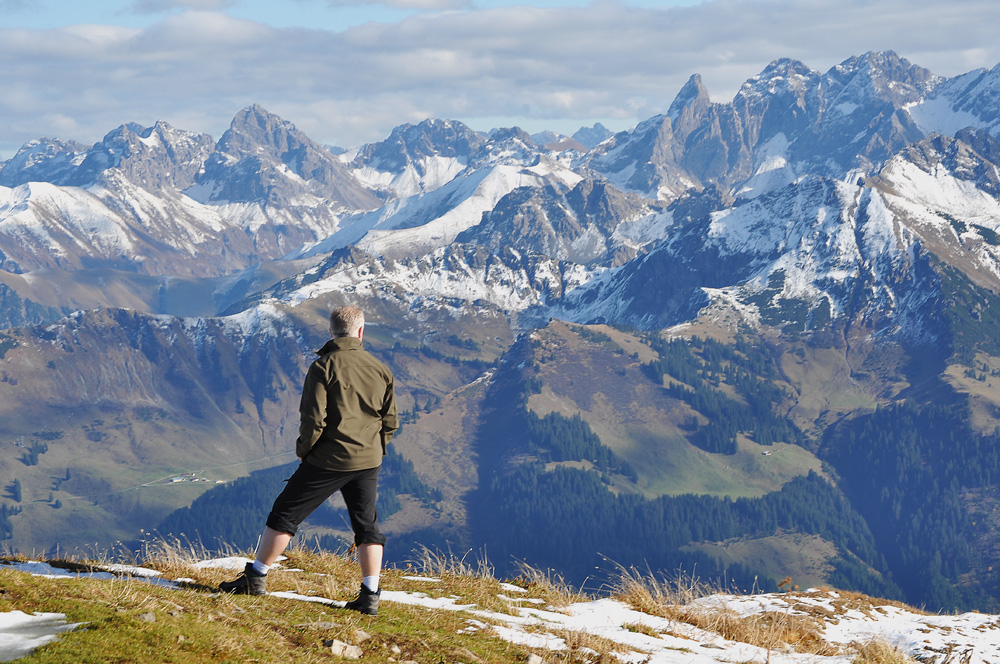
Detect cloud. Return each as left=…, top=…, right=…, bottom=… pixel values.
left=1, top=0, right=999, bottom=158
left=128, top=0, right=236, bottom=13
left=325, top=0, right=471, bottom=9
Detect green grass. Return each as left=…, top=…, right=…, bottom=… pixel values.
left=523, top=323, right=826, bottom=500
left=619, top=431, right=823, bottom=499
left=681, top=533, right=838, bottom=590
left=527, top=387, right=823, bottom=500
left=0, top=548, right=549, bottom=664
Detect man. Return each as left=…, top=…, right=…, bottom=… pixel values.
left=220, top=305, right=397, bottom=616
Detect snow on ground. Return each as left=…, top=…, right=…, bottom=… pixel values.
left=191, top=555, right=287, bottom=571
left=0, top=611, right=82, bottom=663
left=693, top=591, right=1000, bottom=664
left=4, top=558, right=1000, bottom=663
left=0, top=560, right=180, bottom=589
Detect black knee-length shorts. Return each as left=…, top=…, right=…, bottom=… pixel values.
left=265, top=460, right=386, bottom=546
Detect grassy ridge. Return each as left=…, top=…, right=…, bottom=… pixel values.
left=0, top=545, right=932, bottom=664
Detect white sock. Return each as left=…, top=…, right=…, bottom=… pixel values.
left=251, top=560, right=270, bottom=576
left=362, top=575, right=379, bottom=592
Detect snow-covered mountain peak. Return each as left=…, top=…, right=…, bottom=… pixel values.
left=0, top=138, right=89, bottom=188
left=348, top=119, right=485, bottom=198
left=824, top=51, right=938, bottom=110
left=908, top=62, right=1000, bottom=140
left=737, top=58, right=819, bottom=101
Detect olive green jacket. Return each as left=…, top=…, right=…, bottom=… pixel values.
left=296, top=336, right=398, bottom=471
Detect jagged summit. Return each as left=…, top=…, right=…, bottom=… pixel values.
left=667, top=73, right=712, bottom=121
left=571, top=122, right=613, bottom=149
left=218, top=104, right=312, bottom=159
left=737, top=57, right=819, bottom=99
left=199, top=104, right=381, bottom=210
left=353, top=118, right=485, bottom=172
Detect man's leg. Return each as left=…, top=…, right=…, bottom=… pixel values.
left=341, top=467, right=386, bottom=615
left=220, top=462, right=351, bottom=594
left=358, top=542, right=383, bottom=592
left=253, top=526, right=293, bottom=571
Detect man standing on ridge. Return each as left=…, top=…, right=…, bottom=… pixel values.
left=220, top=305, right=397, bottom=616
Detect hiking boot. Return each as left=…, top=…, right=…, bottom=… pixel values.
left=218, top=562, right=267, bottom=595
left=343, top=583, right=380, bottom=616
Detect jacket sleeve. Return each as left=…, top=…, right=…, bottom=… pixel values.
left=379, top=375, right=398, bottom=456
left=296, top=361, right=330, bottom=459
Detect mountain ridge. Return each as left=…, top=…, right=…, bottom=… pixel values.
left=4, top=50, right=1000, bottom=611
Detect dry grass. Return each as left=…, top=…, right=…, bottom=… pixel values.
left=403, top=546, right=585, bottom=616
left=548, top=627, right=637, bottom=663
left=851, top=637, right=917, bottom=664
left=611, top=563, right=840, bottom=656
left=509, top=559, right=589, bottom=608
left=0, top=541, right=549, bottom=664
left=622, top=622, right=661, bottom=637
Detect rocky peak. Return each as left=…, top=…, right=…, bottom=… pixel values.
left=825, top=50, right=939, bottom=107
left=457, top=177, right=652, bottom=265
left=217, top=104, right=309, bottom=160
left=473, top=127, right=542, bottom=166
left=571, top=123, right=613, bottom=150
left=202, top=105, right=381, bottom=210
left=113, top=121, right=216, bottom=191
left=737, top=58, right=820, bottom=102
left=896, top=129, right=1000, bottom=197
left=5, top=121, right=216, bottom=192
left=0, top=138, right=89, bottom=187
left=353, top=118, right=485, bottom=174
left=667, top=74, right=712, bottom=122
left=487, top=126, right=535, bottom=145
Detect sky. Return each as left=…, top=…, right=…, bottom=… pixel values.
left=0, top=0, right=999, bottom=159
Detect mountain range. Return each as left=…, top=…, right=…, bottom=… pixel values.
left=3, top=50, right=1000, bottom=611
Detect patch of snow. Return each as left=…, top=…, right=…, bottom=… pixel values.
left=613, top=210, right=674, bottom=248
left=0, top=611, right=82, bottom=663
left=351, top=155, right=467, bottom=198
left=907, top=96, right=986, bottom=137
left=834, top=101, right=858, bottom=115
left=737, top=133, right=798, bottom=199
left=0, top=560, right=182, bottom=590
left=268, top=591, right=343, bottom=607
left=359, top=165, right=542, bottom=258
left=879, top=158, right=1000, bottom=226
left=191, top=555, right=288, bottom=571
left=97, top=564, right=162, bottom=578
left=190, top=556, right=252, bottom=571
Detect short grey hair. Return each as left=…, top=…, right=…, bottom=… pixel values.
left=330, top=306, right=365, bottom=337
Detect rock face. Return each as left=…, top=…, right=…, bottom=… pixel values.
left=196, top=105, right=380, bottom=210
left=457, top=179, right=659, bottom=266
left=586, top=52, right=941, bottom=201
